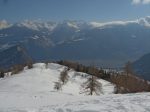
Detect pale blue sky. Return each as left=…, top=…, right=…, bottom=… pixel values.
left=0, top=0, right=150, bottom=22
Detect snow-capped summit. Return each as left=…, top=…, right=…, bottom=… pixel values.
left=1, top=16, right=150, bottom=68
left=1, top=16, right=150, bottom=31
left=0, top=20, right=11, bottom=30
left=57, top=20, right=88, bottom=30
left=66, top=21, right=79, bottom=29
left=57, top=20, right=78, bottom=29
left=17, top=20, right=57, bottom=31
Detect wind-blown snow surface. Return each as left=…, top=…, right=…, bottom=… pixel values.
left=0, top=63, right=150, bottom=112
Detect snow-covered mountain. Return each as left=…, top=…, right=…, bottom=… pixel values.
left=0, top=20, right=11, bottom=30
left=12, top=16, right=150, bottom=30
left=1, top=16, right=150, bottom=68
left=0, top=63, right=150, bottom=112
left=0, top=45, right=31, bottom=69
left=17, top=20, right=57, bottom=31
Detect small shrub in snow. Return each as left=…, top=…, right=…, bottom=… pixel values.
left=74, top=72, right=81, bottom=76
left=27, top=62, right=33, bottom=69
left=54, top=68, right=69, bottom=91
left=54, top=82, right=62, bottom=91
left=114, top=85, right=130, bottom=94
left=11, top=65, right=24, bottom=75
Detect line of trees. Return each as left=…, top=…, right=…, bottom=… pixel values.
left=57, top=60, right=150, bottom=94
left=1, top=59, right=150, bottom=94
left=56, top=60, right=110, bottom=80
left=53, top=62, right=103, bottom=95
left=111, top=61, right=150, bottom=93
left=54, top=68, right=69, bottom=91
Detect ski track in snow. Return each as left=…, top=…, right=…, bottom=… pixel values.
left=0, top=63, right=150, bottom=112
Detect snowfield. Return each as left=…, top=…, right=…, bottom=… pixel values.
left=0, top=63, right=150, bottom=112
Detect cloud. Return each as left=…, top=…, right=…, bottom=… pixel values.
left=90, top=16, right=150, bottom=28
left=90, top=20, right=137, bottom=28
left=132, top=0, right=141, bottom=4
left=132, top=0, right=150, bottom=4
left=143, top=0, right=150, bottom=4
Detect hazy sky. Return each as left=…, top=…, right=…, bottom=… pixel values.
left=0, top=0, right=150, bottom=22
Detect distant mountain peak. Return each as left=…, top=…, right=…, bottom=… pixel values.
left=1, top=16, right=150, bottom=31
left=0, top=45, right=32, bottom=69
left=1, top=16, right=150, bottom=68
left=0, top=20, right=12, bottom=30
left=17, top=20, right=57, bottom=31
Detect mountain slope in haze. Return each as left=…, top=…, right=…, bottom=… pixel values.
left=1, top=17, right=150, bottom=67
left=133, top=53, right=150, bottom=81
left=0, top=63, right=150, bottom=112
left=0, top=45, right=31, bottom=69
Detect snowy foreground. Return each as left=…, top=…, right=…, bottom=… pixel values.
left=0, top=63, right=150, bottom=112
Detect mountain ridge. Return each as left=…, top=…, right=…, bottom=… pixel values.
left=0, top=44, right=32, bottom=69
left=1, top=16, right=150, bottom=67
left=1, top=16, right=150, bottom=30
left=133, top=53, right=150, bottom=81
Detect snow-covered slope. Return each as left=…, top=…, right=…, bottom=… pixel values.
left=0, top=63, right=150, bottom=112
left=0, top=63, right=114, bottom=95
